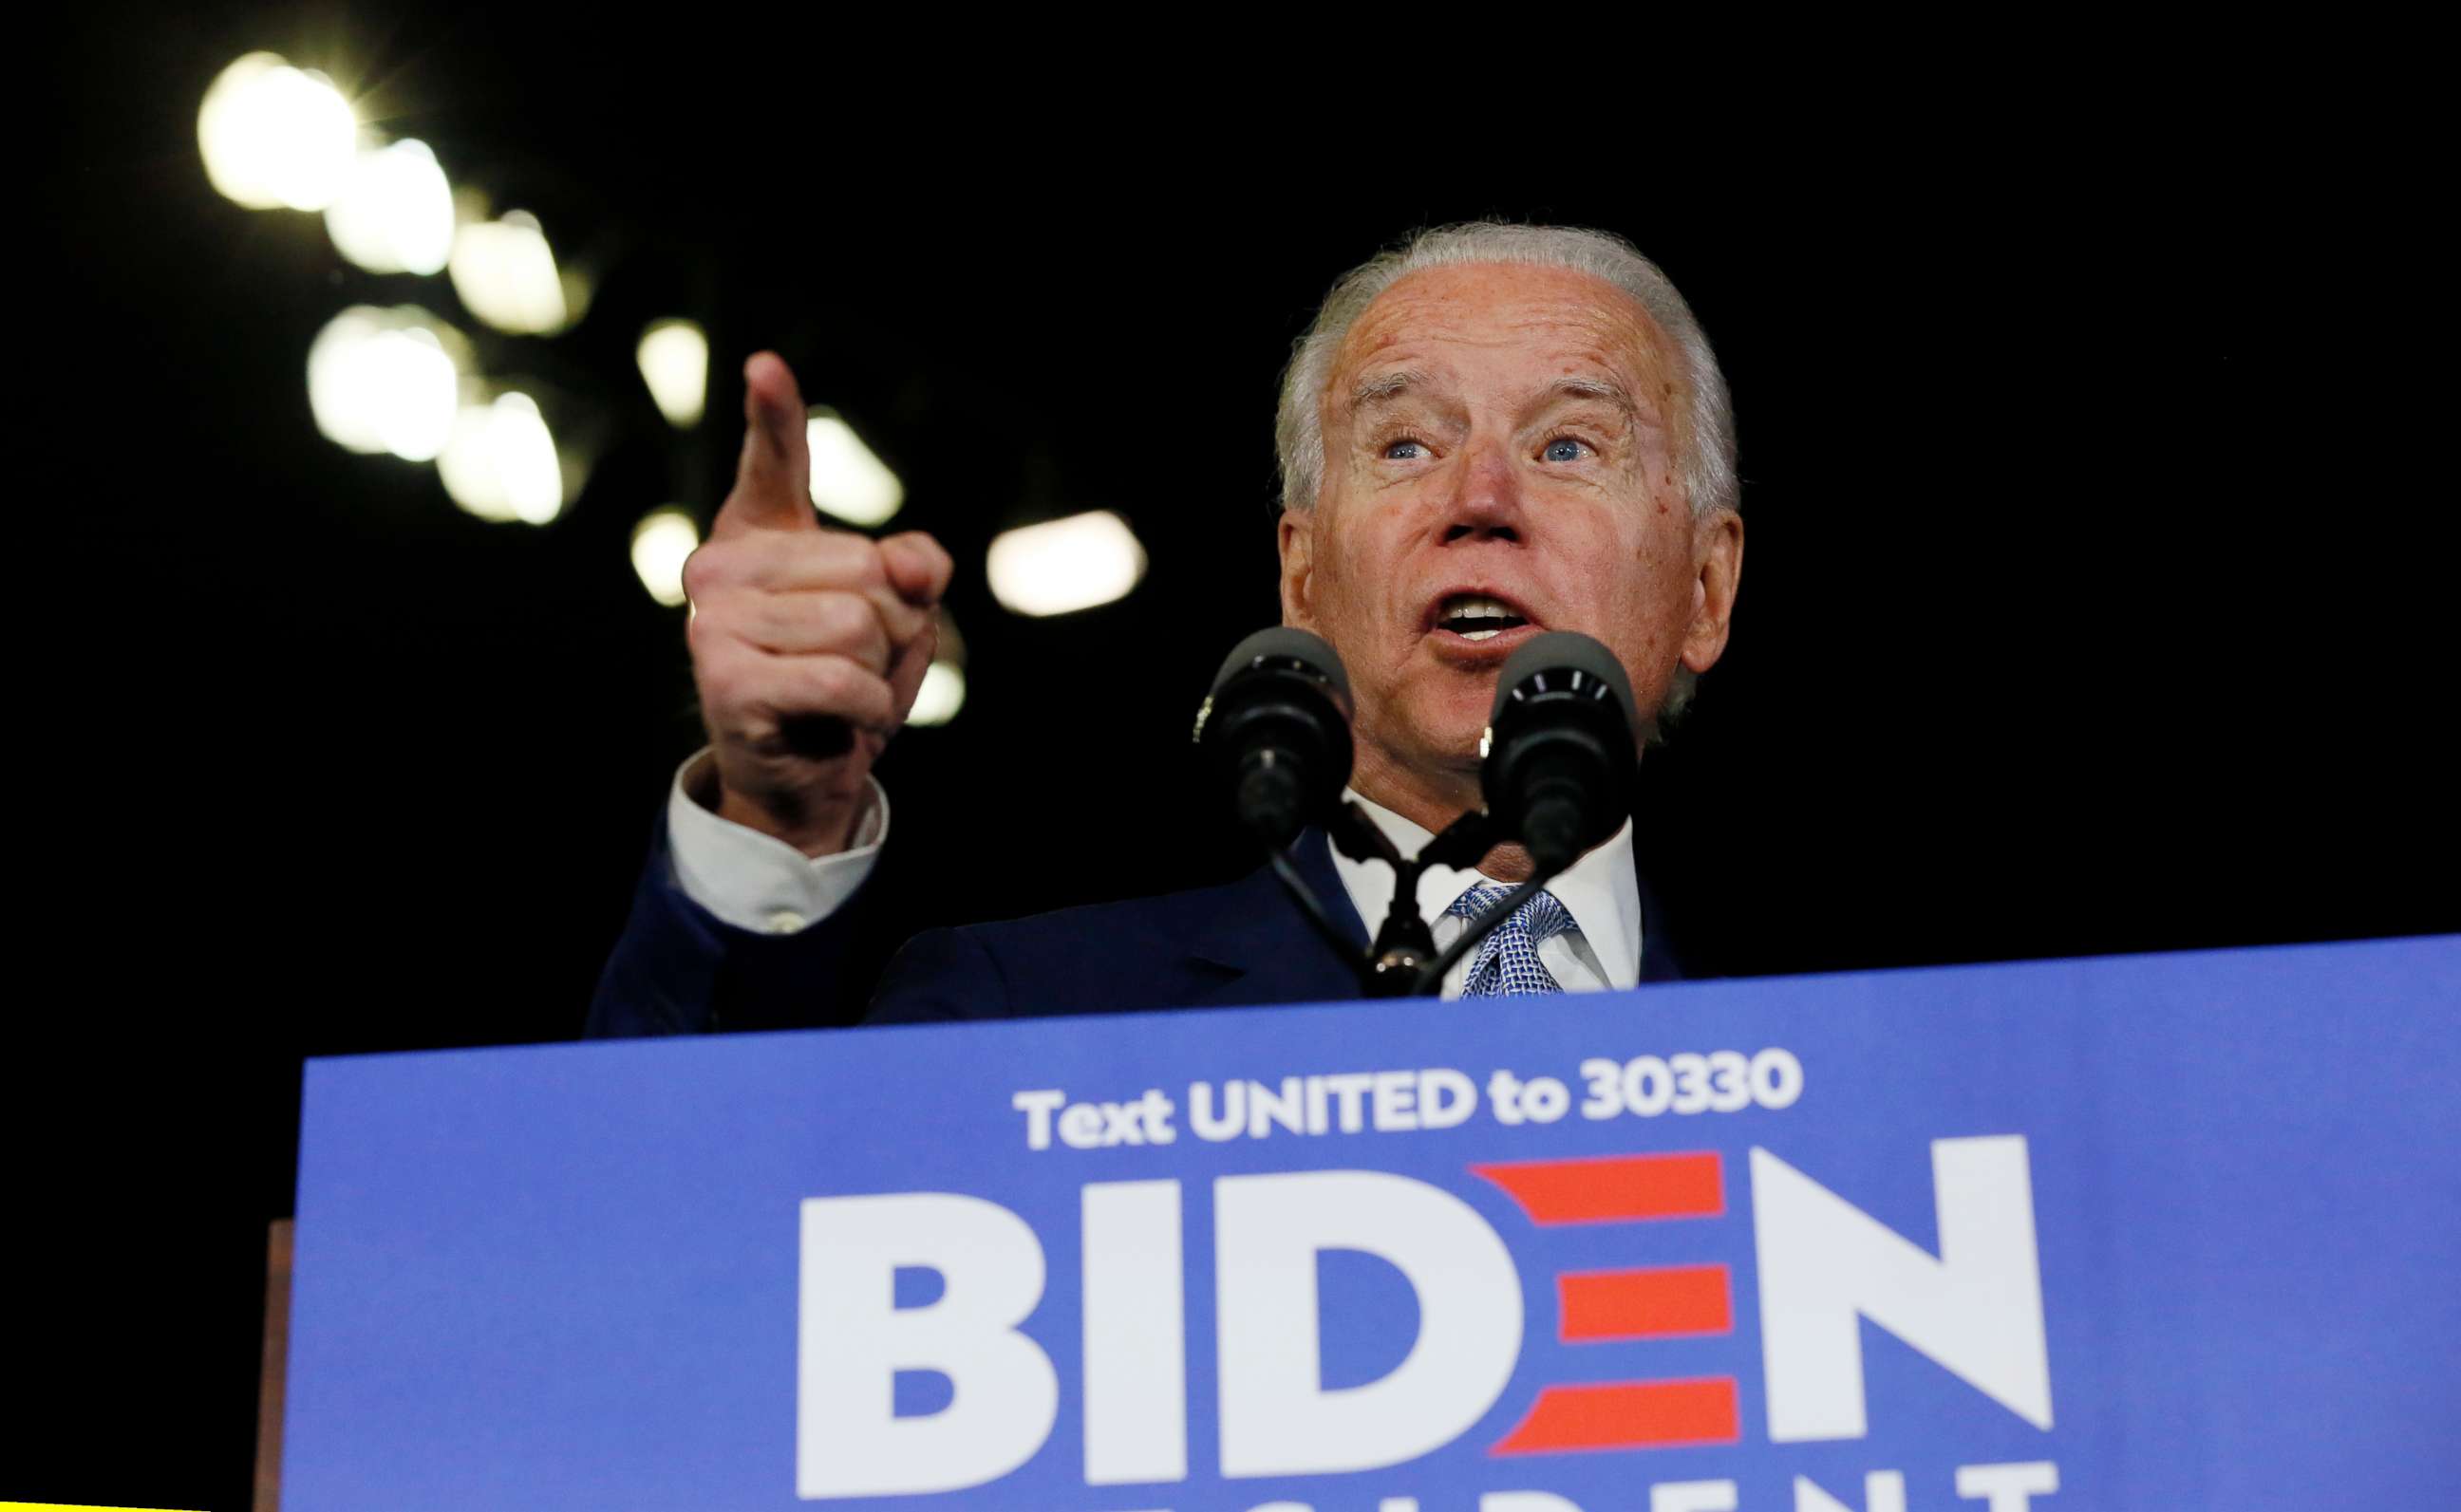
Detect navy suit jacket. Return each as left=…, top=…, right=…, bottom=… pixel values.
left=585, top=815, right=1686, bottom=1036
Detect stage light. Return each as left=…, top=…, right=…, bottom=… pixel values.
left=450, top=211, right=568, bottom=334
left=438, top=390, right=565, bottom=525
left=307, top=306, right=463, bottom=461
left=325, top=139, right=454, bottom=275
left=636, top=320, right=707, bottom=428
left=197, top=53, right=359, bottom=211
left=804, top=408, right=905, bottom=527
left=630, top=508, right=700, bottom=607
left=985, top=511, right=1147, bottom=617
left=908, top=662, right=966, bottom=726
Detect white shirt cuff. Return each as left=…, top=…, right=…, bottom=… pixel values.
left=664, top=749, right=888, bottom=935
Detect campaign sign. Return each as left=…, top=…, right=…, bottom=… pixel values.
left=283, top=937, right=2460, bottom=1510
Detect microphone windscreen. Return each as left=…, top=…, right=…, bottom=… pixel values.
left=1490, top=631, right=1637, bottom=731
left=1211, top=626, right=1351, bottom=702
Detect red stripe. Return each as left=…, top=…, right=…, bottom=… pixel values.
left=1471, top=1152, right=1724, bottom=1224
left=1491, top=1378, right=1741, bottom=1454
left=1558, top=1265, right=1732, bottom=1340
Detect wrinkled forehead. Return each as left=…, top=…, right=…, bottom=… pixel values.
left=1327, top=262, right=1679, bottom=420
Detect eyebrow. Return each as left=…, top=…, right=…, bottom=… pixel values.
left=1541, top=375, right=1640, bottom=420
left=1347, top=367, right=1431, bottom=411
left=1345, top=369, right=1641, bottom=420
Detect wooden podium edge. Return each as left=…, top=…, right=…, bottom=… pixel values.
left=254, top=1218, right=292, bottom=1512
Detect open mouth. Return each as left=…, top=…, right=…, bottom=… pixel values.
left=1432, top=592, right=1533, bottom=642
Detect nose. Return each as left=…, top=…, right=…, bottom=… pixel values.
left=1438, top=437, right=1525, bottom=545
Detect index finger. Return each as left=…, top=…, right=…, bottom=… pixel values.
left=711, top=352, right=817, bottom=536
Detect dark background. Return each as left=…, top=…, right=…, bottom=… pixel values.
left=26, top=9, right=2452, bottom=1506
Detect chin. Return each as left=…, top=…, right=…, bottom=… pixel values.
left=1359, top=670, right=1499, bottom=773
left=1398, top=705, right=1493, bottom=773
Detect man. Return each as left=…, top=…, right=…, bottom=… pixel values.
left=588, top=222, right=1743, bottom=1035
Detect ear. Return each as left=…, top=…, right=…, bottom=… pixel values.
left=1679, top=510, right=1744, bottom=674
left=1277, top=508, right=1317, bottom=629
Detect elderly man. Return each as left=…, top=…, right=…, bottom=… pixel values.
left=588, top=223, right=1742, bottom=1034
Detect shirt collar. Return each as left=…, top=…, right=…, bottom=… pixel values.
left=1325, top=790, right=1643, bottom=991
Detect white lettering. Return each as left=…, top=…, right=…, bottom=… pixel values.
left=1011, top=1089, right=1065, bottom=1149
left=1138, top=1088, right=1178, bottom=1144
left=1751, top=1048, right=1804, bottom=1109
left=1418, top=1068, right=1477, bottom=1129
left=1753, top=1137, right=2054, bottom=1442
left=1250, top=1077, right=1306, bottom=1139
left=796, top=1194, right=1056, bottom=1498
left=1190, top=1080, right=1242, bottom=1141
left=1520, top=1075, right=1569, bottom=1123
left=1371, top=1070, right=1417, bottom=1129
left=1323, top=1072, right=1374, bottom=1131
left=1488, top=1069, right=1528, bottom=1125
left=1956, top=1461, right=2058, bottom=1510
left=1185, top=1072, right=1476, bottom=1142
left=1795, top=1470, right=1907, bottom=1512
left=1082, top=1181, right=1187, bottom=1485
left=1098, top=1101, right=1147, bottom=1146
left=1060, top=1103, right=1105, bottom=1148
left=1213, top=1170, right=1522, bottom=1477
left=1705, top=1051, right=1752, bottom=1112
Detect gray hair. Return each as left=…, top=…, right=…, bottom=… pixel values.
left=1274, top=222, right=1738, bottom=732
left=1274, top=221, right=1738, bottom=522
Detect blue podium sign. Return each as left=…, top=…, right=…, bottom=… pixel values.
left=283, top=937, right=2460, bottom=1510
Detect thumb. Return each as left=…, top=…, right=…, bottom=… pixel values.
left=711, top=352, right=817, bottom=535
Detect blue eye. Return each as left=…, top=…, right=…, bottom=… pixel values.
left=1384, top=439, right=1426, bottom=460
left=1542, top=438, right=1587, bottom=462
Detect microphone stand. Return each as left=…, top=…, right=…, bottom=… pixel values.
left=1265, top=801, right=1559, bottom=999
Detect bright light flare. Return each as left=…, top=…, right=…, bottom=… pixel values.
left=908, top=662, right=966, bottom=726
left=325, top=139, right=455, bottom=274
left=630, top=508, right=701, bottom=606
left=197, top=53, right=358, bottom=211
left=450, top=211, right=568, bottom=334
left=986, top=511, right=1147, bottom=617
left=805, top=408, right=904, bottom=526
left=439, top=390, right=565, bottom=524
left=306, top=306, right=463, bottom=461
left=636, top=320, right=707, bottom=428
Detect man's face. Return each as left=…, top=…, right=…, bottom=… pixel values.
left=1280, top=261, right=1743, bottom=802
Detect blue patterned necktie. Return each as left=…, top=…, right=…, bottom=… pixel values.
left=1446, top=883, right=1575, bottom=997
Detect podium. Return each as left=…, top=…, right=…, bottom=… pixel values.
left=273, top=936, right=2459, bottom=1509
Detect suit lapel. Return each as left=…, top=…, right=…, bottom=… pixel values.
left=1633, top=847, right=1686, bottom=983
left=1185, top=830, right=1368, bottom=1006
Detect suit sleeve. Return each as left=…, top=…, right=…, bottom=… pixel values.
left=586, top=812, right=883, bottom=1036
left=861, top=925, right=1016, bottom=1025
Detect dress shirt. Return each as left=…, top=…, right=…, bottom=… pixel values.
left=665, top=751, right=889, bottom=936
left=1331, top=793, right=1640, bottom=998
left=663, top=752, right=1641, bottom=999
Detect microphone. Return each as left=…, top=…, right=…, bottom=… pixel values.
left=1481, top=631, right=1642, bottom=874
left=1192, top=628, right=1354, bottom=849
